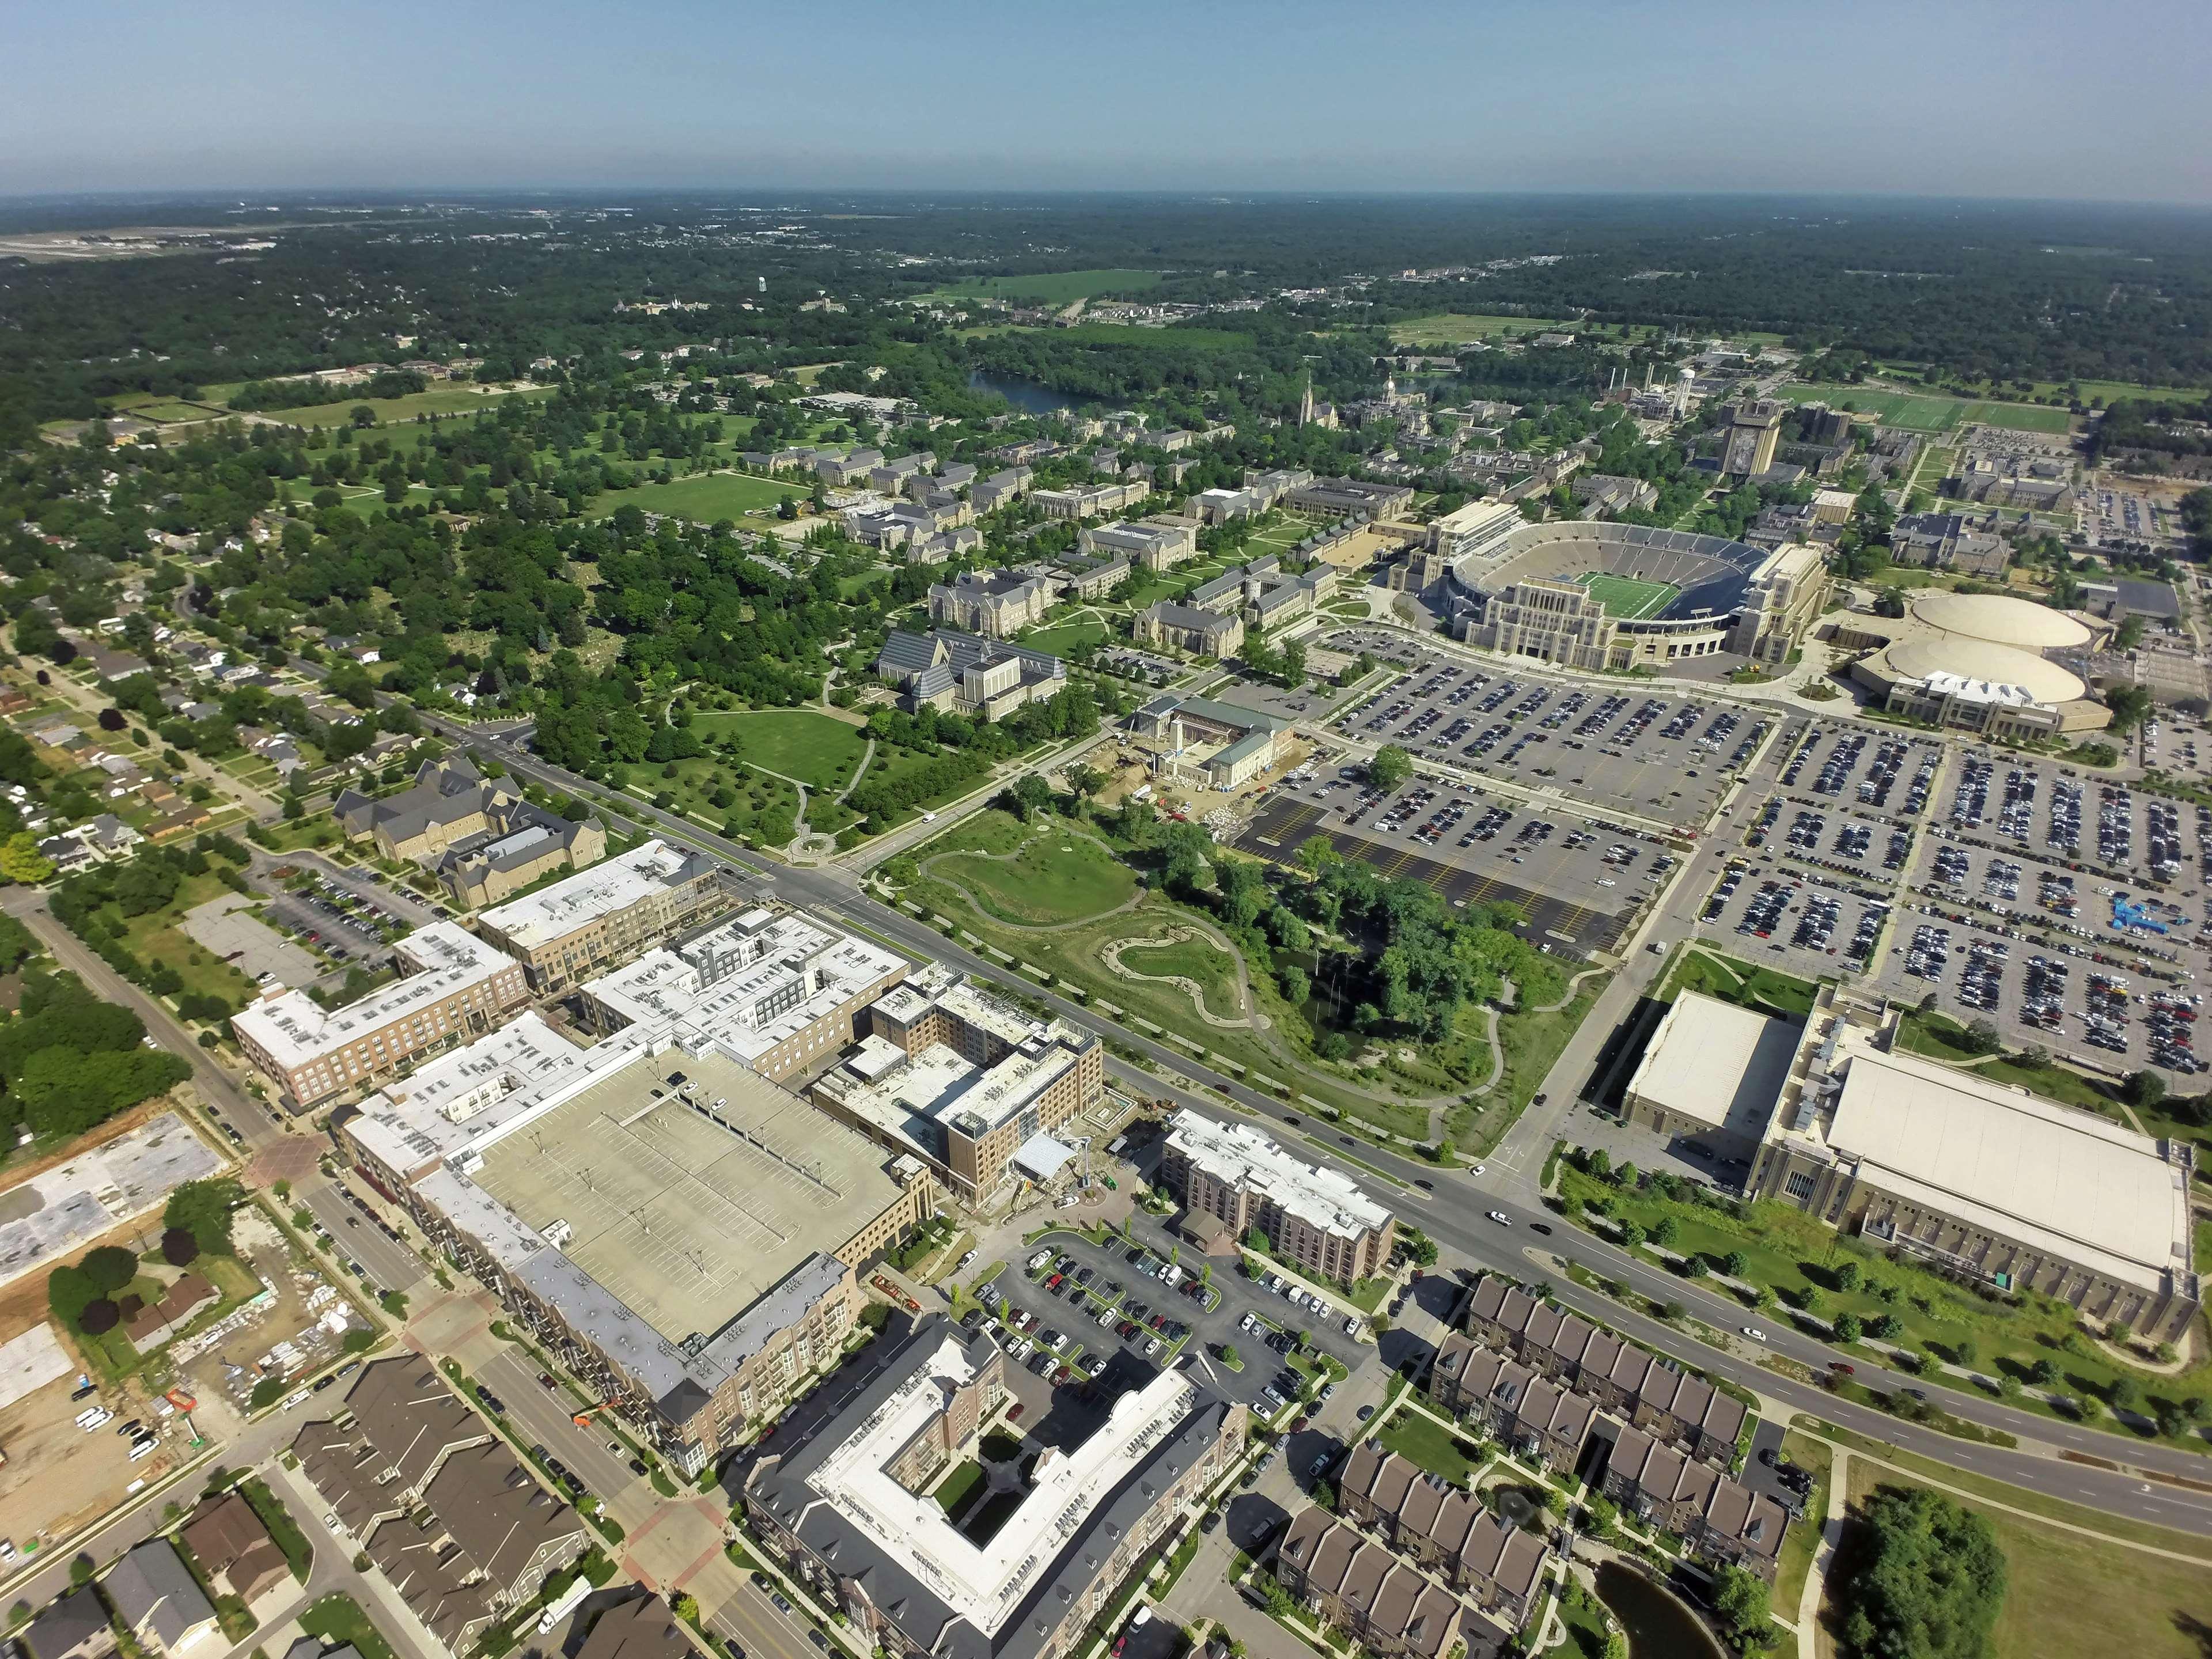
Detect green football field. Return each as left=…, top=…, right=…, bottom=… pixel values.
left=1576, top=572, right=1680, bottom=620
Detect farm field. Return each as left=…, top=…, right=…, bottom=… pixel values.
left=1776, top=382, right=2071, bottom=435
left=933, top=269, right=1164, bottom=304
left=1574, top=571, right=1679, bottom=620
left=585, top=469, right=800, bottom=524
left=691, top=707, right=870, bottom=791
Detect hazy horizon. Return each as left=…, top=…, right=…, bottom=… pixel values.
left=7, top=0, right=2210, bottom=206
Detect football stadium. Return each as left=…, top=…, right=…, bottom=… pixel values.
left=1444, top=521, right=1830, bottom=671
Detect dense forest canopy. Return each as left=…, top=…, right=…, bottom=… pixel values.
left=5, top=192, right=2211, bottom=444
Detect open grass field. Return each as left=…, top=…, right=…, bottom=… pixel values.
left=585, top=469, right=798, bottom=525
left=1662, top=947, right=1820, bottom=1017
left=1835, top=1457, right=2212, bottom=1659
left=1377, top=1408, right=1482, bottom=1484
left=933, top=269, right=1164, bottom=304
left=1388, top=313, right=1575, bottom=346
left=106, top=396, right=230, bottom=425
left=1574, top=571, right=1680, bottom=620
left=931, top=827, right=1135, bottom=927
left=1021, top=619, right=1109, bottom=657
left=1116, top=935, right=1241, bottom=1015
left=219, top=384, right=554, bottom=430
left=1777, top=382, right=2071, bottom=436
left=692, top=708, right=868, bottom=791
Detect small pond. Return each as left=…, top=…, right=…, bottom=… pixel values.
left=1595, top=1560, right=1728, bottom=1659
left=966, top=370, right=1092, bottom=416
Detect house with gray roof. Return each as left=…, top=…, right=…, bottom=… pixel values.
left=103, top=1539, right=218, bottom=1656
left=20, top=1588, right=116, bottom=1659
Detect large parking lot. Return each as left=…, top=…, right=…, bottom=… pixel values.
left=1707, top=737, right=2212, bottom=1082
left=971, top=1224, right=1360, bottom=1419
left=1325, top=650, right=1775, bottom=831
left=1238, top=761, right=1685, bottom=956
left=1694, top=860, right=1894, bottom=980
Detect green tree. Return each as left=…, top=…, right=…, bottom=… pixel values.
left=1367, top=745, right=1413, bottom=792
left=164, top=1177, right=246, bottom=1257
left=1839, top=1487, right=2008, bottom=1659
left=1711, top=1566, right=1771, bottom=1655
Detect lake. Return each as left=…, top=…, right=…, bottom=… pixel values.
left=967, top=370, right=1091, bottom=417
left=1594, top=1561, right=1728, bottom=1659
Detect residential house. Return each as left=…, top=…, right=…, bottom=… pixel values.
left=1335, top=1444, right=1548, bottom=1626
left=183, top=1492, right=292, bottom=1605
left=1602, top=1426, right=1786, bottom=1582
left=20, top=1589, right=116, bottom=1659
left=1275, top=1512, right=1507, bottom=1659
left=103, top=1539, right=218, bottom=1656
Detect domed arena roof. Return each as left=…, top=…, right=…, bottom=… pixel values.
left=1882, top=635, right=2088, bottom=706
left=1907, top=591, right=2093, bottom=651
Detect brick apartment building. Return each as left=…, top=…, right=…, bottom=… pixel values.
left=1159, top=1111, right=1396, bottom=1285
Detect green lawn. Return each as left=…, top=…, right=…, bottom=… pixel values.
left=1837, top=1460, right=2212, bottom=1659
left=1772, top=1431, right=1831, bottom=1616
left=118, top=870, right=262, bottom=1014
left=934, top=270, right=1164, bottom=304
left=586, top=469, right=803, bottom=525
left=691, top=708, right=870, bottom=790
left=221, top=384, right=554, bottom=431
left=908, top=812, right=1426, bottom=1135
left=1378, top=1409, right=1483, bottom=1484
left=1776, top=382, right=2073, bottom=436
left=1662, top=948, right=1819, bottom=1018
left=932, top=827, right=1137, bottom=926
left=1554, top=1159, right=2212, bottom=1438
left=298, top=1594, right=395, bottom=1659
left=934, top=1459, right=988, bottom=1514
left=1116, top=935, right=1241, bottom=1016
left=1021, top=620, right=1109, bottom=657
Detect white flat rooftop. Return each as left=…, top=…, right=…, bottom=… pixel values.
left=1626, top=990, right=1800, bottom=1138
left=807, top=1330, right=1199, bottom=1635
left=1165, top=1111, right=1391, bottom=1240
left=1830, top=1048, right=2191, bottom=1294
left=476, top=839, right=713, bottom=951
left=233, top=921, right=513, bottom=1071
left=583, top=908, right=906, bottom=1068
left=342, top=1011, right=623, bottom=1180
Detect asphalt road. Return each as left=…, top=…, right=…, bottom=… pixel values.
left=426, top=717, right=2212, bottom=1531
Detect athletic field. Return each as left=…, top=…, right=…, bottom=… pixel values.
left=1575, top=571, right=1680, bottom=620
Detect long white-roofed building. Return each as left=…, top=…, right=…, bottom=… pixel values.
left=232, top=921, right=531, bottom=1108
left=474, top=838, right=731, bottom=992
left=1744, top=987, right=2199, bottom=1341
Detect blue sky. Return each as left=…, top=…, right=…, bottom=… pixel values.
left=7, top=0, right=2209, bottom=203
